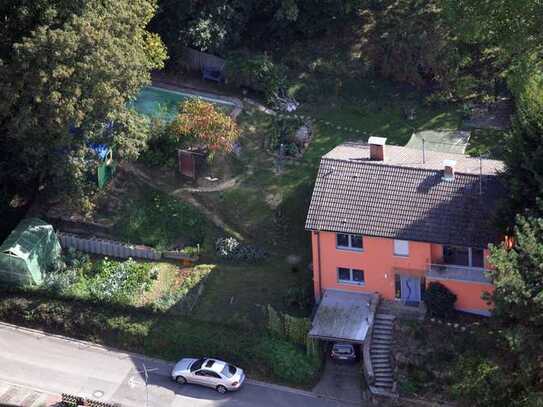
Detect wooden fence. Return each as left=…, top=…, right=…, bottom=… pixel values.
left=57, top=233, right=161, bottom=261
left=179, top=47, right=225, bottom=72
left=57, top=232, right=198, bottom=263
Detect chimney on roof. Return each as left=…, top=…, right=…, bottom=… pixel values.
left=368, top=136, right=387, bottom=161
left=442, top=160, right=456, bottom=181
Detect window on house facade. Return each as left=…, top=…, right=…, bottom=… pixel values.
left=443, top=245, right=485, bottom=268
left=336, top=233, right=363, bottom=250
left=394, top=239, right=409, bottom=256
left=337, top=267, right=365, bottom=285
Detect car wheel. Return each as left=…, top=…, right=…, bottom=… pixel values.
left=216, top=385, right=227, bottom=394
left=175, top=376, right=187, bottom=384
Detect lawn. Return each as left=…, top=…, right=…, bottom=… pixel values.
left=111, top=182, right=217, bottom=252
left=191, top=259, right=313, bottom=328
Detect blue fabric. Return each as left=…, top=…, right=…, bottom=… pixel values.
left=89, top=143, right=110, bottom=161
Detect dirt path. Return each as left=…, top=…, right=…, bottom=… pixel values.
left=122, top=162, right=245, bottom=241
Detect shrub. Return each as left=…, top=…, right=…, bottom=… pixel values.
left=283, top=286, right=312, bottom=310
left=139, top=120, right=178, bottom=168
left=424, top=282, right=457, bottom=318
left=215, top=237, right=240, bottom=258
left=215, top=237, right=268, bottom=263
left=451, top=355, right=511, bottom=406
left=255, top=336, right=320, bottom=385
left=268, top=116, right=304, bottom=153
left=225, top=52, right=287, bottom=102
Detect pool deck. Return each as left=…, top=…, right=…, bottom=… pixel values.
left=151, top=78, right=243, bottom=119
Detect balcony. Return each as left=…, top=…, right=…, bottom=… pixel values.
left=427, top=263, right=492, bottom=284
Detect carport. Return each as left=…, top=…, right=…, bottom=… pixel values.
left=309, top=289, right=378, bottom=344
left=310, top=289, right=379, bottom=403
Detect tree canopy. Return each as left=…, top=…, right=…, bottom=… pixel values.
left=170, top=99, right=240, bottom=159
left=0, top=0, right=166, bottom=209
left=489, top=211, right=543, bottom=326
left=500, top=49, right=543, bottom=220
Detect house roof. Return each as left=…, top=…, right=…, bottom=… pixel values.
left=305, top=142, right=505, bottom=248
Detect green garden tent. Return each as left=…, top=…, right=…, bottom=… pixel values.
left=0, top=218, right=62, bottom=286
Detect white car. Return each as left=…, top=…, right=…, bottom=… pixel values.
left=171, top=357, right=245, bottom=393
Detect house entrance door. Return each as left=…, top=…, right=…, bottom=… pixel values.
left=400, top=276, right=421, bottom=306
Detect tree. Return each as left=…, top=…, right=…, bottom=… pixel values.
left=0, top=0, right=167, bottom=211
left=150, top=0, right=362, bottom=58
left=488, top=212, right=543, bottom=326
left=169, top=99, right=239, bottom=159
left=487, top=212, right=543, bottom=404
left=441, top=0, right=543, bottom=62
left=499, top=49, right=543, bottom=221
left=359, top=0, right=460, bottom=90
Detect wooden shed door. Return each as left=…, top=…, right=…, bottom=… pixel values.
left=178, top=150, right=196, bottom=178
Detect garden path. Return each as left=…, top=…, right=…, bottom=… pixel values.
left=122, top=162, right=245, bottom=241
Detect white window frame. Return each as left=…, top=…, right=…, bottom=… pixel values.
left=337, top=267, right=365, bottom=286
left=394, top=239, right=409, bottom=257
left=336, top=233, right=364, bottom=251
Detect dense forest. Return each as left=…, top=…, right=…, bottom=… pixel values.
left=1, top=1, right=543, bottom=405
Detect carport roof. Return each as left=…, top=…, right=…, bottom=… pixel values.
left=309, top=290, right=378, bottom=344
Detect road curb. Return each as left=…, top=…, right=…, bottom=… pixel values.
left=0, top=377, right=58, bottom=397
left=246, top=379, right=318, bottom=399
left=246, top=379, right=362, bottom=405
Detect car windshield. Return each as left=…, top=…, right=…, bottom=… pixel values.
left=190, top=358, right=205, bottom=372
left=221, top=364, right=237, bottom=378
left=334, top=345, right=353, bottom=355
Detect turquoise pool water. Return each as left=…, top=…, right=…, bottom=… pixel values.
left=132, top=86, right=236, bottom=120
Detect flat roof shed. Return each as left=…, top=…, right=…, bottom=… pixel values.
left=309, top=289, right=378, bottom=344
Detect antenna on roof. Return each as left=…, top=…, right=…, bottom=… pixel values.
left=422, top=137, right=426, bottom=164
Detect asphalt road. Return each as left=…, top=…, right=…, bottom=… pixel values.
left=0, top=323, right=355, bottom=407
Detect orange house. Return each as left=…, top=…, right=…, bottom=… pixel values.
left=305, top=138, right=505, bottom=316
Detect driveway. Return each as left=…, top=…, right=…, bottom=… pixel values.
left=0, top=322, right=355, bottom=407
left=313, top=357, right=365, bottom=404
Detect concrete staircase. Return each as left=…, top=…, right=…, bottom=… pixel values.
left=369, top=313, right=395, bottom=392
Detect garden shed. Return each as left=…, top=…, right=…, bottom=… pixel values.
left=0, top=218, right=62, bottom=286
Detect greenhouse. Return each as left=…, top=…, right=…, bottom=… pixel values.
left=0, top=218, right=62, bottom=286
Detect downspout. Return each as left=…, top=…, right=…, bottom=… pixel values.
left=314, top=168, right=334, bottom=301
left=316, top=230, right=323, bottom=300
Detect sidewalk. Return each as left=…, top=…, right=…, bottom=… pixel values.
left=0, top=380, right=60, bottom=407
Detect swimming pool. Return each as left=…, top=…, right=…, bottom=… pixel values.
left=132, top=86, right=237, bottom=120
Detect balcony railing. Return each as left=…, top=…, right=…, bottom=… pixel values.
left=427, top=263, right=492, bottom=284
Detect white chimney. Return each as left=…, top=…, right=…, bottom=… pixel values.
left=368, top=136, right=387, bottom=161
left=443, top=160, right=456, bottom=181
